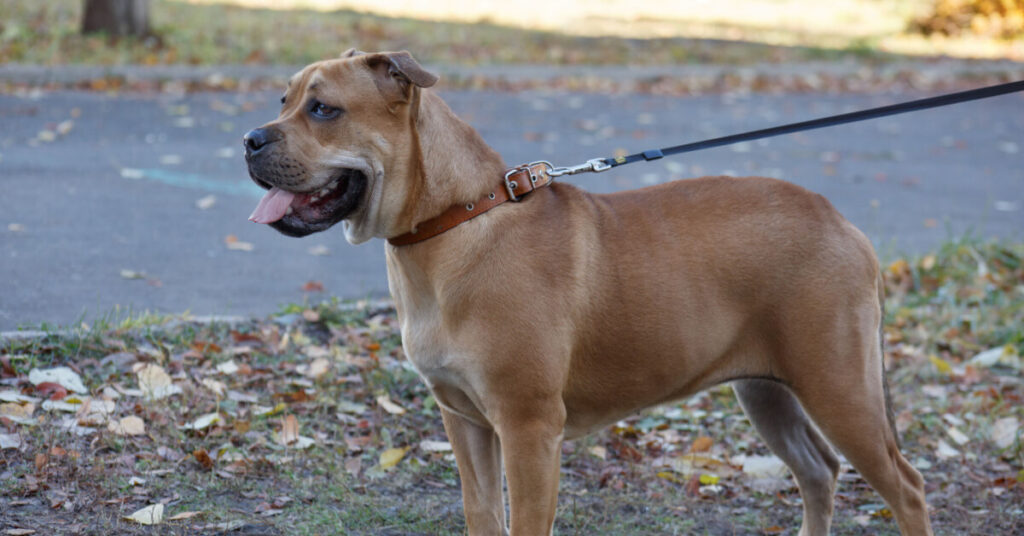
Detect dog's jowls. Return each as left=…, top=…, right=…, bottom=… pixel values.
left=244, top=50, right=933, bottom=536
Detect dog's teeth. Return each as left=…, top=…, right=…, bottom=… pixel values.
left=319, top=187, right=331, bottom=196
left=311, top=195, right=320, bottom=202
left=285, top=206, right=293, bottom=215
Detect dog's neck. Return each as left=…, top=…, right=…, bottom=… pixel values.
left=408, top=91, right=507, bottom=228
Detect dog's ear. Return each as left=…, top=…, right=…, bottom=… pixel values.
left=341, top=48, right=363, bottom=58
left=366, top=51, right=438, bottom=105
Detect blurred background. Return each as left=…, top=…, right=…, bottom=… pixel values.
left=1, top=0, right=1022, bottom=330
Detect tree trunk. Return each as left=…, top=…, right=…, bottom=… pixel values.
left=82, top=0, right=150, bottom=37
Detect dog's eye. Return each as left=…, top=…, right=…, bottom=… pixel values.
left=280, top=95, right=286, bottom=105
left=309, top=100, right=341, bottom=120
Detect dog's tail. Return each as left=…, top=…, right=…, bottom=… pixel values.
left=878, top=271, right=901, bottom=449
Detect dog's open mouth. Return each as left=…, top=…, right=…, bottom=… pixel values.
left=249, top=168, right=367, bottom=237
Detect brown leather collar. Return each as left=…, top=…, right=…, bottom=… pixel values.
left=387, top=162, right=553, bottom=246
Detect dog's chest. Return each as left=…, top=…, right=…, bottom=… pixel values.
left=399, top=314, right=491, bottom=425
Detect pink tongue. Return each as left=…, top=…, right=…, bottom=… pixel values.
left=249, top=187, right=296, bottom=224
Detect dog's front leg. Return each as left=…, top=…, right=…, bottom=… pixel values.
left=442, top=408, right=508, bottom=536
left=497, top=406, right=565, bottom=536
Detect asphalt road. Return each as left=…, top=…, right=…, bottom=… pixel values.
left=1, top=87, right=1022, bottom=330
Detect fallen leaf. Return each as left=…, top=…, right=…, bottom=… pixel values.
left=376, top=395, right=406, bottom=415
left=302, top=309, right=320, bottom=322
left=224, top=235, right=254, bottom=251
left=0, top=390, right=40, bottom=404
left=302, top=358, right=330, bottom=379
left=5, top=529, right=37, bottom=535
left=56, top=120, right=73, bottom=136
left=107, top=416, right=146, bottom=436
left=181, top=413, right=221, bottom=431
left=379, top=447, right=409, bottom=470
left=689, top=436, right=713, bottom=453
left=935, top=439, right=959, bottom=459
left=195, top=195, right=217, bottom=210
left=699, top=473, right=720, bottom=485
left=928, top=355, right=952, bottom=375
left=345, top=457, right=362, bottom=477
left=278, top=415, right=299, bottom=446
left=969, top=345, right=1020, bottom=369
left=216, top=360, right=239, bottom=375
left=120, top=269, right=146, bottom=280
left=736, top=454, right=788, bottom=478
left=946, top=426, right=969, bottom=446
left=201, top=378, right=227, bottom=397
left=991, top=417, right=1018, bottom=449
left=0, top=432, right=22, bottom=450
left=120, top=168, right=144, bottom=179
left=28, top=367, right=87, bottom=394
left=137, top=364, right=182, bottom=400
left=337, top=400, right=367, bottom=414
left=420, top=440, right=453, bottom=453
left=301, top=280, right=324, bottom=292
left=124, top=503, right=164, bottom=525
left=34, top=382, right=68, bottom=401
left=193, top=449, right=214, bottom=469
left=588, top=445, right=607, bottom=460
left=167, top=511, right=203, bottom=521
left=0, top=402, right=36, bottom=423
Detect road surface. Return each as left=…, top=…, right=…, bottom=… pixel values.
left=1, top=87, right=1021, bottom=330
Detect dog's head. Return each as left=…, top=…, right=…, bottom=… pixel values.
left=244, top=49, right=438, bottom=242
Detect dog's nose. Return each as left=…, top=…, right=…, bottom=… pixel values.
left=243, top=127, right=281, bottom=155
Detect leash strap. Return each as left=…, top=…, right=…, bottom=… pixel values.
left=549, top=79, right=1024, bottom=177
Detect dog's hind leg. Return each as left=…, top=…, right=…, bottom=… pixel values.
left=734, top=379, right=840, bottom=536
left=441, top=408, right=508, bottom=536
left=790, top=370, right=932, bottom=535
left=780, top=297, right=933, bottom=536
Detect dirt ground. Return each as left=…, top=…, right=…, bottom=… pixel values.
left=1, top=242, right=1022, bottom=535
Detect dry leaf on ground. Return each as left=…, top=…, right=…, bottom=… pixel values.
left=167, top=511, right=204, bottom=521
left=991, top=417, right=1019, bottom=449
left=107, top=416, right=146, bottom=436
left=0, top=402, right=36, bottom=424
left=124, top=503, right=164, bottom=525
left=379, top=447, right=409, bottom=470
left=419, top=440, right=452, bottom=453
left=181, top=412, right=221, bottom=431
left=136, top=364, right=182, bottom=400
left=201, top=378, right=227, bottom=397
left=376, top=395, right=406, bottom=415
left=278, top=415, right=299, bottom=445
left=28, top=367, right=87, bottom=394
left=0, top=433, right=22, bottom=450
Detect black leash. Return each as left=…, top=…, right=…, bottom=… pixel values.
left=547, top=79, right=1024, bottom=177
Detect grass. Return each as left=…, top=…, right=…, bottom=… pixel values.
left=1, top=0, right=1021, bottom=69
left=1, top=237, right=1022, bottom=535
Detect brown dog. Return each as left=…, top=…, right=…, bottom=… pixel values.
left=244, top=50, right=933, bottom=536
